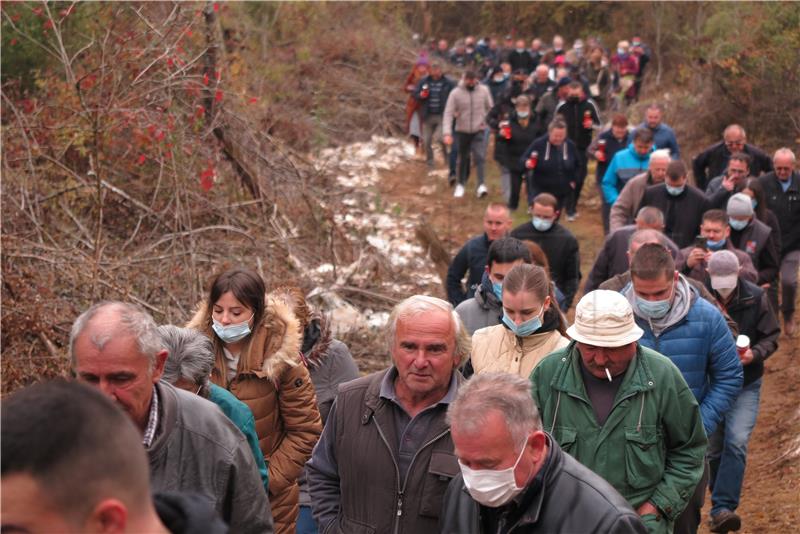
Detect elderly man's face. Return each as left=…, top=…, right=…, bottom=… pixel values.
left=577, top=341, right=637, bottom=379
left=74, top=330, right=167, bottom=432
left=773, top=153, right=794, bottom=182
left=392, top=310, right=458, bottom=403
left=723, top=129, right=746, bottom=153
left=649, top=157, right=669, bottom=182
left=453, top=409, right=545, bottom=488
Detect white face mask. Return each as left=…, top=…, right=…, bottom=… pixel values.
left=715, top=285, right=736, bottom=298
left=458, top=439, right=528, bottom=508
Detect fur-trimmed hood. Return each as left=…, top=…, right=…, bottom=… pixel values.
left=301, top=313, right=333, bottom=370
left=186, top=293, right=302, bottom=381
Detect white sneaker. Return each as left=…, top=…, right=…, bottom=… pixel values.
left=454, top=184, right=465, bottom=198
left=476, top=184, right=488, bottom=198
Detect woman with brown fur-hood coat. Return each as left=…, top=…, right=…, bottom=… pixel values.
left=187, top=267, right=322, bottom=534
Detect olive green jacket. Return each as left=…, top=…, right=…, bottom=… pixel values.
left=530, top=342, right=707, bottom=531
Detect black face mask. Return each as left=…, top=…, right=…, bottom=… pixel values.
left=568, top=96, right=580, bottom=103
left=466, top=83, right=476, bottom=91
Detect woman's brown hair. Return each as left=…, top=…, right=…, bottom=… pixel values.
left=502, top=264, right=567, bottom=335
left=206, top=267, right=266, bottom=330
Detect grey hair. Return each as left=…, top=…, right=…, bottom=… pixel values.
left=387, top=295, right=471, bottom=365
left=635, top=206, right=665, bottom=227
left=628, top=228, right=667, bottom=253
left=157, top=325, right=214, bottom=398
left=649, top=148, right=671, bottom=164
left=447, top=373, right=542, bottom=444
left=723, top=124, right=746, bottom=139
left=774, top=147, right=796, bottom=164
left=70, top=302, right=162, bottom=369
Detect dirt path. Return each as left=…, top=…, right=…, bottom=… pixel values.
left=375, top=148, right=800, bottom=532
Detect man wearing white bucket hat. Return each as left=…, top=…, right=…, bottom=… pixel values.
left=530, top=290, right=707, bottom=534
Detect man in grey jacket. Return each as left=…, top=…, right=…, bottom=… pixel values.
left=443, top=70, right=494, bottom=199
left=307, top=295, right=470, bottom=534
left=70, top=301, right=274, bottom=534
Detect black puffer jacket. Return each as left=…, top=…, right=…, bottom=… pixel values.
left=440, top=437, right=647, bottom=534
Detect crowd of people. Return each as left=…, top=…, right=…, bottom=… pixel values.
left=405, top=33, right=649, bottom=208
left=2, top=32, right=799, bottom=534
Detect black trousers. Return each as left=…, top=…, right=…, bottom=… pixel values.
left=566, top=150, right=589, bottom=216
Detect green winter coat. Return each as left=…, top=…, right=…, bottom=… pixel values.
left=530, top=342, right=707, bottom=534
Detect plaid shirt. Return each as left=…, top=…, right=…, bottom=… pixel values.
left=142, top=385, right=159, bottom=449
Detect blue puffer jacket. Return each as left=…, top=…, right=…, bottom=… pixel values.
left=622, top=282, right=742, bottom=436
left=601, top=143, right=652, bottom=205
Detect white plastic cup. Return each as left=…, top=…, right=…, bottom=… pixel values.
left=736, top=334, right=750, bottom=356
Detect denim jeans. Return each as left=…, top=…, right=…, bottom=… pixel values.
left=296, top=505, right=318, bottom=534
left=708, top=378, right=762, bottom=516
left=456, top=130, right=487, bottom=186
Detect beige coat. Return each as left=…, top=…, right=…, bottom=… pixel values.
left=609, top=170, right=651, bottom=233
left=471, top=325, right=570, bottom=378
left=188, top=295, right=322, bottom=534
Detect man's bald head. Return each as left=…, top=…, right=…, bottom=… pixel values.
left=70, top=302, right=163, bottom=368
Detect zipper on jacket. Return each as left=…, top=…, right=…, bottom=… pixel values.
left=373, top=414, right=450, bottom=534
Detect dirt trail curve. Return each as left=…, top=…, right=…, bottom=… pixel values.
left=370, top=146, right=799, bottom=533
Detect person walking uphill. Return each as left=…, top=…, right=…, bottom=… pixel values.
left=470, top=264, right=569, bottom=378
left=530, top=291, right=707, bottom=534
left=441, top=373, right=647, bottom=534
left=415, top=62, right=455, bottom=169
left=307, top=295, right=470, bottom=534
left=187, top=267, right=322, bottom=534
left=443, top=70, right=494, bottom=198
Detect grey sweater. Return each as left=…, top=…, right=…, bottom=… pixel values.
left=149, top=382, right=274, bottom=534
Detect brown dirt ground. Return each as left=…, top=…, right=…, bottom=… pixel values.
left=375, top=151, right=800, bottom=532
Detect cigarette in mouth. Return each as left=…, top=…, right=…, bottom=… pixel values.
left=605, top=367, right=612, bottom=382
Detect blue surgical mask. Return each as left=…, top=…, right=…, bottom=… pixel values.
left=729, top=218, right=749, bottom=231
left=532, top=217, right=553, bottom=232
left=492, top=281, right=503, bottom=301
left=707, top=238, right=726, bottom=251
left=517, top=111, right=529, bottom=119
left=212, top=314, right=253, bottom=344
left=752, top=199, right=758, bottom=209
left=502, top=307, right=543, bottom=337
left=636, top=296, right=671, bottom=319
left=666, top=184, right=685, bottom=196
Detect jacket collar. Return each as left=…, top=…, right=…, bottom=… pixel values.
left=550, top=341, right=657, bottom=400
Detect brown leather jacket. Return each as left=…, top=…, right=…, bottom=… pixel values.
left=188, top=295, right=322, bottom=534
